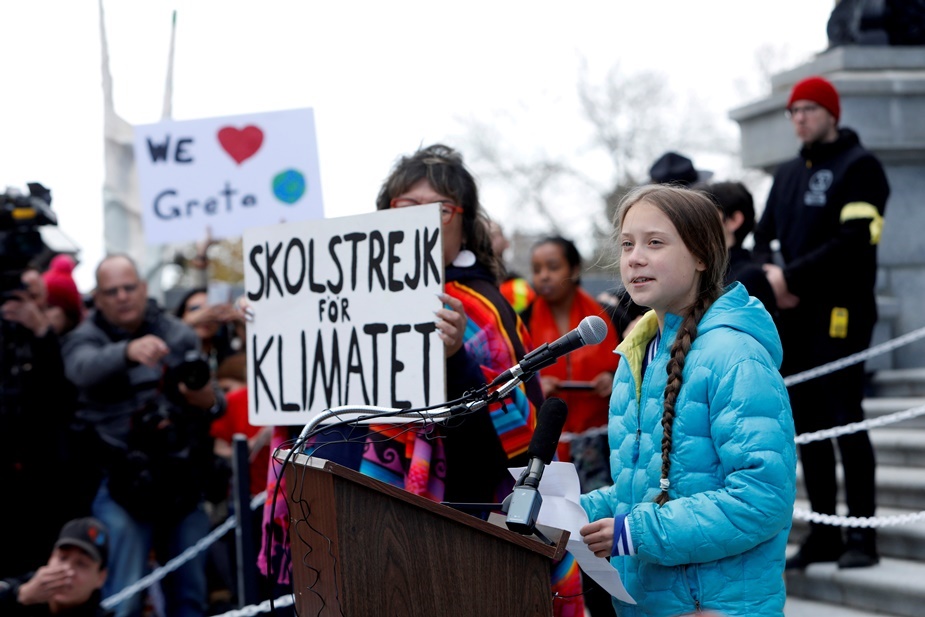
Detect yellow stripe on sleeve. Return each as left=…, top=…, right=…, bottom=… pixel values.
left=840, top=202, right=884, bottom=245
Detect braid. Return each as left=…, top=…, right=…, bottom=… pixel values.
left=654, top=296, right=709, bottom=506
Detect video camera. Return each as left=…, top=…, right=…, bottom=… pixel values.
left=0, top=182, right=57, bottom=299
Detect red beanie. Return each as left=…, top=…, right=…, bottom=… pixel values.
left=788, top=76, right=840, bottom=122
left=43, top=254, right=84, bottom=324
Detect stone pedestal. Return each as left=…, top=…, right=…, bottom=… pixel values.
left=730, top=45, right=925, bottom=370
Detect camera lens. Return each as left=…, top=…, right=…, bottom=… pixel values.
left=179, top=358, right=211, bottom=390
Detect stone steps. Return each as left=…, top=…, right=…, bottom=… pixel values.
left=870, top=428, right=925, bottom=467
left=797, top=461, right=925, bottom=511
left=863, top=397, right=925, bottom=430
left=870, top=369, right=925, bottom=398
left=784, top=554, right=925, bottom=617
left=785, top=595, right=901, bottom=617
left=785, top=369, right=925, bottom=617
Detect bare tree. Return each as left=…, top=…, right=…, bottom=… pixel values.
left=460, top=59, right=733, bottom=274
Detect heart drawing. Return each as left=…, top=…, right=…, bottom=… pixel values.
left=217, top=125, right=264, bottom=164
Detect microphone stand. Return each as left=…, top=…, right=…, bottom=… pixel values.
left=297, top=371, right=532, bottom=444
left=293, top=371, right=558, bottom=544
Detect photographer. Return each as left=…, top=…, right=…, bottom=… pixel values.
left=61, top=255, right=225, bottom=617
left=0, top=269, right=77, bottom=579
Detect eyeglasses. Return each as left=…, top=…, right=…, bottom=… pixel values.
left=389, top=198, right=464, bottom=224
left=784, top=103, right=822, bottom=119
left=99, top=283, right=140, bottom=298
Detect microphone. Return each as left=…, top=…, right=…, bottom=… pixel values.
left=489, top=315, right=608, bottom=387
left=505, top=397, right=569, bottom=535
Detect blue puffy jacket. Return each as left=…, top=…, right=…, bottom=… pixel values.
left=581, top=283, right=796, bottom=617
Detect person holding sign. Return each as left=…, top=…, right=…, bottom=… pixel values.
left=259, top=144, right=584, bottom=616
left=359, top=143, right=545, bottom=506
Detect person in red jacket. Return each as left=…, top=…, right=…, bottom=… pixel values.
left=523, top=236, right=620, bottom=485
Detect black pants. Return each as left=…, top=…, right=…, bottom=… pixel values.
left=788, top=361, right=877, bottom=533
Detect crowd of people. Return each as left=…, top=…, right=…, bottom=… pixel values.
left=0, top=74, right=889, bottom=617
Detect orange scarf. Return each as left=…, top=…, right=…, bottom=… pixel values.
left=527, top=287, right=619, bottom=441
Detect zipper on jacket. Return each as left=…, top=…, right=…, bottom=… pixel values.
left=682, top=564, right=702, bottom=613
left=630, top=362, right=647, bottom=504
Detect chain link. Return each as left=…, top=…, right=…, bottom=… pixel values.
left=783, top=325, right=925, bottom=387
left=793, top=507, right=925, bottom=528
left=208, top=594, right=295, bottom=617
left=101, top=492, right=266, bottom=610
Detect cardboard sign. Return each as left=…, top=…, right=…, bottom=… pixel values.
left=133, top=108, right=324, bottom=244
left=243, top=204, right=447, bottom=427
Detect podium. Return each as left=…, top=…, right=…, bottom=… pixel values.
left=280, top=451, right=570, bottom=617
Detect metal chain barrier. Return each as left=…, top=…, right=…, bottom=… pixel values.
left=208, top=594, right=295, bottom=617
left=795, top=402, right=925, bottom=444
left=101, top=492, right=266, bottom=611
left=783, top=324, right=925, bottom=387
left=793, top=508, right=925, bottom=528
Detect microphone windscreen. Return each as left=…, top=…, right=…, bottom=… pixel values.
left=528, top=397, right=569, bottom=464
left=578, top=315, right=608, bottom=346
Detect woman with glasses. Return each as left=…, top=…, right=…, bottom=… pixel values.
left=364, top=144, right=544, bottom=507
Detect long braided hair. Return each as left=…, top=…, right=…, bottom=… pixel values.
left=613, top=185, right=728, bottom=506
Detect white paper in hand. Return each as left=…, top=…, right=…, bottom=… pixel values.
left=508, top=461, right=635, bottom=604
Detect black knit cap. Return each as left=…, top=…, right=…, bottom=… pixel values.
left=55, top=517, right=109, bottom=567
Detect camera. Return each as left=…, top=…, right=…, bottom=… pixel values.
left=164, top=350, right=212, bottom=394
left=0, top=183, right=56, bottom=299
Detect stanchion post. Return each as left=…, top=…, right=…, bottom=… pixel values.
left=231, top=433, right=258, bottom=607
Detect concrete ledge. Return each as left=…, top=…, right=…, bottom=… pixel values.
left=773, top=46, right=925, bottom=88
left=784, top=555, right=925, bottom=617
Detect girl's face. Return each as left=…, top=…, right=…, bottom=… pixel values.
left=531, top=243, right=579, bottom=305
left=619, top=201, right=705, bottom=327
left=390, top=178, right=465, bottom=266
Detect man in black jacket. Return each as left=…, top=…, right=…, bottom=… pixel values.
left=755, top=75, right=889, bottom=570
left=0, top=517, right=112, bottom=616
left=62, top=255, right=224, bottom=617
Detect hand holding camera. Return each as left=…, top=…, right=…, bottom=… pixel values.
left=126, top=334, right=170, bottom=368
left=1, top=288, right=51, bottom=337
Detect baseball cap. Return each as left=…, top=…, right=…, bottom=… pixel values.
left=649, top=152, right=713, bottom=187
left=55, top=517, right=109, bottom=567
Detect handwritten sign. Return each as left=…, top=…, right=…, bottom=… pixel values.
left=133, top=108, right=324, bottom=245
left=243, top=204, right=447, bottom=427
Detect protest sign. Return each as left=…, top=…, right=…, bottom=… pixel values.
left=243, top=204, right=446, bottom=427
left=133, top=108, right=323, bottom=244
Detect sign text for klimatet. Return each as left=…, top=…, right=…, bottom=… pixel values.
left=243, top=204, right=446, bottom=427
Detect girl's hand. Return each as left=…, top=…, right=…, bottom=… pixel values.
left=580, top=517, right=615, bottom=558
left=435, top=292, right=467, bottom=358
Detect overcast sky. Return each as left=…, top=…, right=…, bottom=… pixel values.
left=1, top=1, right=833, bottom=290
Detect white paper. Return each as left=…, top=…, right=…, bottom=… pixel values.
left=508, top=462, right=635, bottom=604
